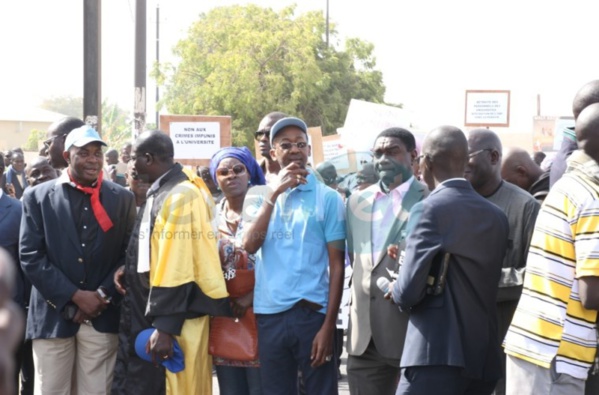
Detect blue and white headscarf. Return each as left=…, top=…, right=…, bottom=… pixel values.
left=209, top=147, right=266, bottom=187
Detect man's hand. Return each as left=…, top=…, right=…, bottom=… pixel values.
left=114, top=265, right=127, bottom=295
left=310, top=324, right=334, bottom=368
left=5, top=183, right=16, bottom=198
left=72, top=309, right=92, bottom=324
left=71, top=290, right=108, bottom=317
left=387, top=244, right=399, bottom=261
left=271, top=163, right=309, bottom=195
left=231, top=292, right=253, bottom=318
left=146, top=329, right=174, bottom=365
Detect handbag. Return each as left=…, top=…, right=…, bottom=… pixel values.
left=209, top=307, right=258, bottom=361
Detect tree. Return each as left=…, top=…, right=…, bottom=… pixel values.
left=155, top=4, right=387, bottom=148
left=23, top=129, right=46, bottom=152
left=40, top=96, right=132, bottom=149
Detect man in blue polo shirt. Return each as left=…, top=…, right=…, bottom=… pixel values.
left=242, top=117, right=346, bottom=395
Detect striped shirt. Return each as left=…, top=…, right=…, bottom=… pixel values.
left=504, top=150, right=599, bottom=379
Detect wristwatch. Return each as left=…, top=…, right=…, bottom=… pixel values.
left=97, top=286, right=112, bottom=303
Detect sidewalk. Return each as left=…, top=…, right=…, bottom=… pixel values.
left=212, top=343, right=350, bottom=394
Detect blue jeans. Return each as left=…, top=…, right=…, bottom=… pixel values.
left=215, top=365, right=262, bottom=395
left=256, top=305, right=338, bottom=395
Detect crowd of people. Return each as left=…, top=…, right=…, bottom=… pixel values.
left=0, top=80, right=599, bottom=395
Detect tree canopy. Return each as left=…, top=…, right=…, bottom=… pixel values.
left=155, top=4, right=386, bottom=147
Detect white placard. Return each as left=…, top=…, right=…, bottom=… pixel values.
left=323, top=139, right=350, bottom=170
left=170, top=122, right=221, bottom=159
left=465, top=90, right=510, bottom=127
left=341, top=99, right=411, bottom=151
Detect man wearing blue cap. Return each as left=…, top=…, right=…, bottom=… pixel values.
left=242, top=117, right=346, bottom=395
left=19, top=125, right=137, bottom=394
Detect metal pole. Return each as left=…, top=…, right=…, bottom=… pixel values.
left=155, top=3, right=160, bottom=129
left=83, top=0, right=102, bottom=133
left=133, top=0, right=147, bottom=139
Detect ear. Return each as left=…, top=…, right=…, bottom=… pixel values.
left=410, top=149, right=418, bottom=162
left=269, top=147, right=277, bottom=161
left=490, top=150, right=501, bottom=165
left=62, top=151, right=70, bottom=164
left=307, top=144, right=312, bottom=158
left=515, top=165, right=527, bottom=177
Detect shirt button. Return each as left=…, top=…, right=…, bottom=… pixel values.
left=83, top=226, right=87, bottom=229
left=84, top=207, right=88, bottom=211
left=78, top=258, right=83, bottom=263
left=82, top=243, right=86, bottom=247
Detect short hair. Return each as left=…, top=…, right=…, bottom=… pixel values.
left=137, top=130, right=174, bottom=163
left=375, top=127, right=416, bottom=151
left=53, top=117, right=86, bottom=136
left=264, top=112, right=287, bottom=125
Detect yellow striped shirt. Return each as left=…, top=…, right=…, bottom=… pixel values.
left=504, top=151, right=599, bottom=379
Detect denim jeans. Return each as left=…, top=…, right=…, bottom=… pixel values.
left=256, top=305, right=338, bottom=395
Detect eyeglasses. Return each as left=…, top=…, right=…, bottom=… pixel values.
left=323, top=176, right=337, bottom=186
left=254, top=129, right=270, bottom=141
left=277, top=142, right=308, bottom=151
left=468, top=148, right=493, bottom=159
left=372, top=146, right=402, bottom=159
left=215, top=164, right=247, bottom=177
left=43, top=134, right=66, bottom=148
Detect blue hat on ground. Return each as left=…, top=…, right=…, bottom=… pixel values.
left=269, top=117, right=308, bottom=144
left=134, top=328, right=185, bottom=373
left=64, top=125, right=107, bottom=152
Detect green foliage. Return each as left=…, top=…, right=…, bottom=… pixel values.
left=155, top=4, right=387, bottom=148
left=39, top=96, right=132, bottom=149
left=23, top=129, right=46, bottom=151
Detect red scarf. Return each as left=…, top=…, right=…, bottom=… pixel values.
left=67, top=169, right=114, bottom=232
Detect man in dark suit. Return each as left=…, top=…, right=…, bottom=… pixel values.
left=392, top=126, right=509, bottom=395
left=346, top=127, right=428, bottom=395
left=0, top=187, right=31, bottom=394
left=20, top=125, right=136, bottom=394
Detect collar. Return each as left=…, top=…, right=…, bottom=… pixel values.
left=289, top=172, right=316, bottom=193
left=373, top=176, right=414, bottom=201
left=56, top=169, right=99, bottom=188
left=439, top=177, right=467, bottom=186
left=147, top=163, right=180, bottom=197
left=567, top=150, right=599, bottom=180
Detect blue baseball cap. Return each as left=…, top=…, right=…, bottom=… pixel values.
left=134, top=328, right=185, bottom=373
left=269, top=117, right=308, bottom=144
left=64, top=125, right=107, bottom=152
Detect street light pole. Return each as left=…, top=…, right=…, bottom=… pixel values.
left=133, top=0, right=147, bottom=139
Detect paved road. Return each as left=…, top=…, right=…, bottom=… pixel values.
left=212, top=338, right=350, bottom=394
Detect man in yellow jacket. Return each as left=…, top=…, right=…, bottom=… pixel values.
left=112, top=130, right=228, bottom=395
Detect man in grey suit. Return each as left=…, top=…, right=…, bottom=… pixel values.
left=346, top=127, right=428, bottom=395
left=393, top=126, right=509, bottom=394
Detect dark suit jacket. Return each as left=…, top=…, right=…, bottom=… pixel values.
left=19, top=174, right=136, bottom=339
left=392, top=179, right=508, bottom=380
left=1, top=166, right=27, bottom=199
left=346, top=179, right=428, bottom=360
left=0, top=193, right=28, bottom=307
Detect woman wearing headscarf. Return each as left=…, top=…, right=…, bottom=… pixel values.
left=209, top=147, right=265, bottom=395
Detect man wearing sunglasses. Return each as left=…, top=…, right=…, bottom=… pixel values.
left=255, top=112, right=286, bottom=183
left=242, top=116, right=346, bottom=395
left=345, top=127, right=428, bottom=395
left=43, top=117, right=86, bottom=171
left=465, top=128, right=539, bottom=395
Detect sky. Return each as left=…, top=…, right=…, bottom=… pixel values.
left=1, top=0, right=598, bottom=135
